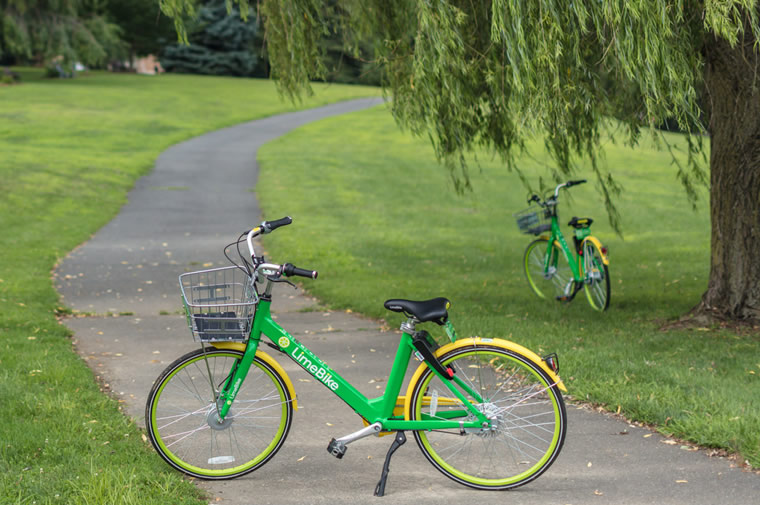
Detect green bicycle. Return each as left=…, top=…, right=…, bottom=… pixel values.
left=145, top=217, right=567, bottom=496
left=516, top=180, right=611, bottom=311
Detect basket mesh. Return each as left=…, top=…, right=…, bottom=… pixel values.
left=179, top=266, right=258, bottom=342
left=513, top=206, right=550, bottom=235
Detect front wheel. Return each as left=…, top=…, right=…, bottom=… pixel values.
left=408, top=344, right=567, bottom=490
left=580, top=239, right=611, bottom=311
left=524, top=237, right=574, bottom=300
left=145, top=348, right=293, bottom=479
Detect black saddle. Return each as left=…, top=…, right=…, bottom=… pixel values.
left=568, top=216, right=593, bottom=229
left=383, top=297, right=450, bottom=325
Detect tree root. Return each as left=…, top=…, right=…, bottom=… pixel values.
left=661, top=302, right=760, bottom=334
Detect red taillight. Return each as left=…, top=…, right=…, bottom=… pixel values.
left=601, top=247, right=608, bottom=256
left=543, top=353, right=559, bottom=373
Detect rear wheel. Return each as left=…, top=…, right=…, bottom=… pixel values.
left=581, top=240, right=611, bottom=311
left=408, top=344, right=567, bottom=490
left=524, top=237, right=574, bottom=300
left=145, top=348, right=293, bottom=479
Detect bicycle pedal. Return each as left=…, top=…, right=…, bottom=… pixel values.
left=555, top=295, right=570, bottom=302
left=327, top=438, right=347, bottom=459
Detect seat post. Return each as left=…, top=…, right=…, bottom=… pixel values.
left=399, top=318, right=417, bottom=334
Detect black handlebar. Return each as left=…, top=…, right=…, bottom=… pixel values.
left=283, top=263, right=318, bottom=280
left=528, top=179, right=587, bottom=205
left=566, top=179, right=587, bottom=188
left=262, top=216, right=292, bottom=233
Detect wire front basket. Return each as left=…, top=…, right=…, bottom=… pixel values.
left=179, top=266, right=258, bottom=342
left=513, top=206, right=551, bottom=235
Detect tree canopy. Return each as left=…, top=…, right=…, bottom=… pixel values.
left=169, top=1, right=760, bottom=322
left=1, top=0, right=124, bottom=68
left=161, top=1, right=734, bottom=223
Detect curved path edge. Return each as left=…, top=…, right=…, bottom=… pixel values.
left=56, top=98, right=759, bottom=505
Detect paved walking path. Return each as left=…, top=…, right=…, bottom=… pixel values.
left=56, top=98, right=759, bottom=504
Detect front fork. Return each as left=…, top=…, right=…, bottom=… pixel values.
left=206, top=338, right=262, bottom=421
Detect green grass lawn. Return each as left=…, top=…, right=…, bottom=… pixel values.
left=0, top=68, right=378, bottom=504
left=257, top=105, right=760, bottom=468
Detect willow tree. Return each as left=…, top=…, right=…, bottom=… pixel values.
left=162, top=0, right=760, bottom=325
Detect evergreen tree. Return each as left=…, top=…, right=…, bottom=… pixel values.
left=160, top=0, right=261, bottom=77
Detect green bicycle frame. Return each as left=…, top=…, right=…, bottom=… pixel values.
left=544, top=214, right=583, bottom=281
left=212, top=298, right=489, bottom=431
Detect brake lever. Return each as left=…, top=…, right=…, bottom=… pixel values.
left=267, top=275, right=297, bottom=290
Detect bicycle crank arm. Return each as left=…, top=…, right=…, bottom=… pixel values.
left=327, top=422, right=383, bottom=459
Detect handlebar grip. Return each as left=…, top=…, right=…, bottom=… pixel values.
left=567, top=179, right=587, bottom=187
left=528, top=194, right=540, bottom=204
left=283, top=263, right=318, bottom=280
left=262, top=216, right=292, bottom=233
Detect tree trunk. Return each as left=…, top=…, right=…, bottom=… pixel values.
left=695, top=32, right=760, bottom=324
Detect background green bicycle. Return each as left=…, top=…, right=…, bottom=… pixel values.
left=515, top=180, right=611, bottom=311
left=145, top=218, right=568, bottom=496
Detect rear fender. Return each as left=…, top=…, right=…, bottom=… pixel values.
left=403, top=337, right=566, bottom=420
left=581, top=236, right=609, bottom=265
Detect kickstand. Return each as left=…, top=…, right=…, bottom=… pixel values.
left=373, top=431, right=406, bottom=497
left=556, top=281, right=583, bottom=302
